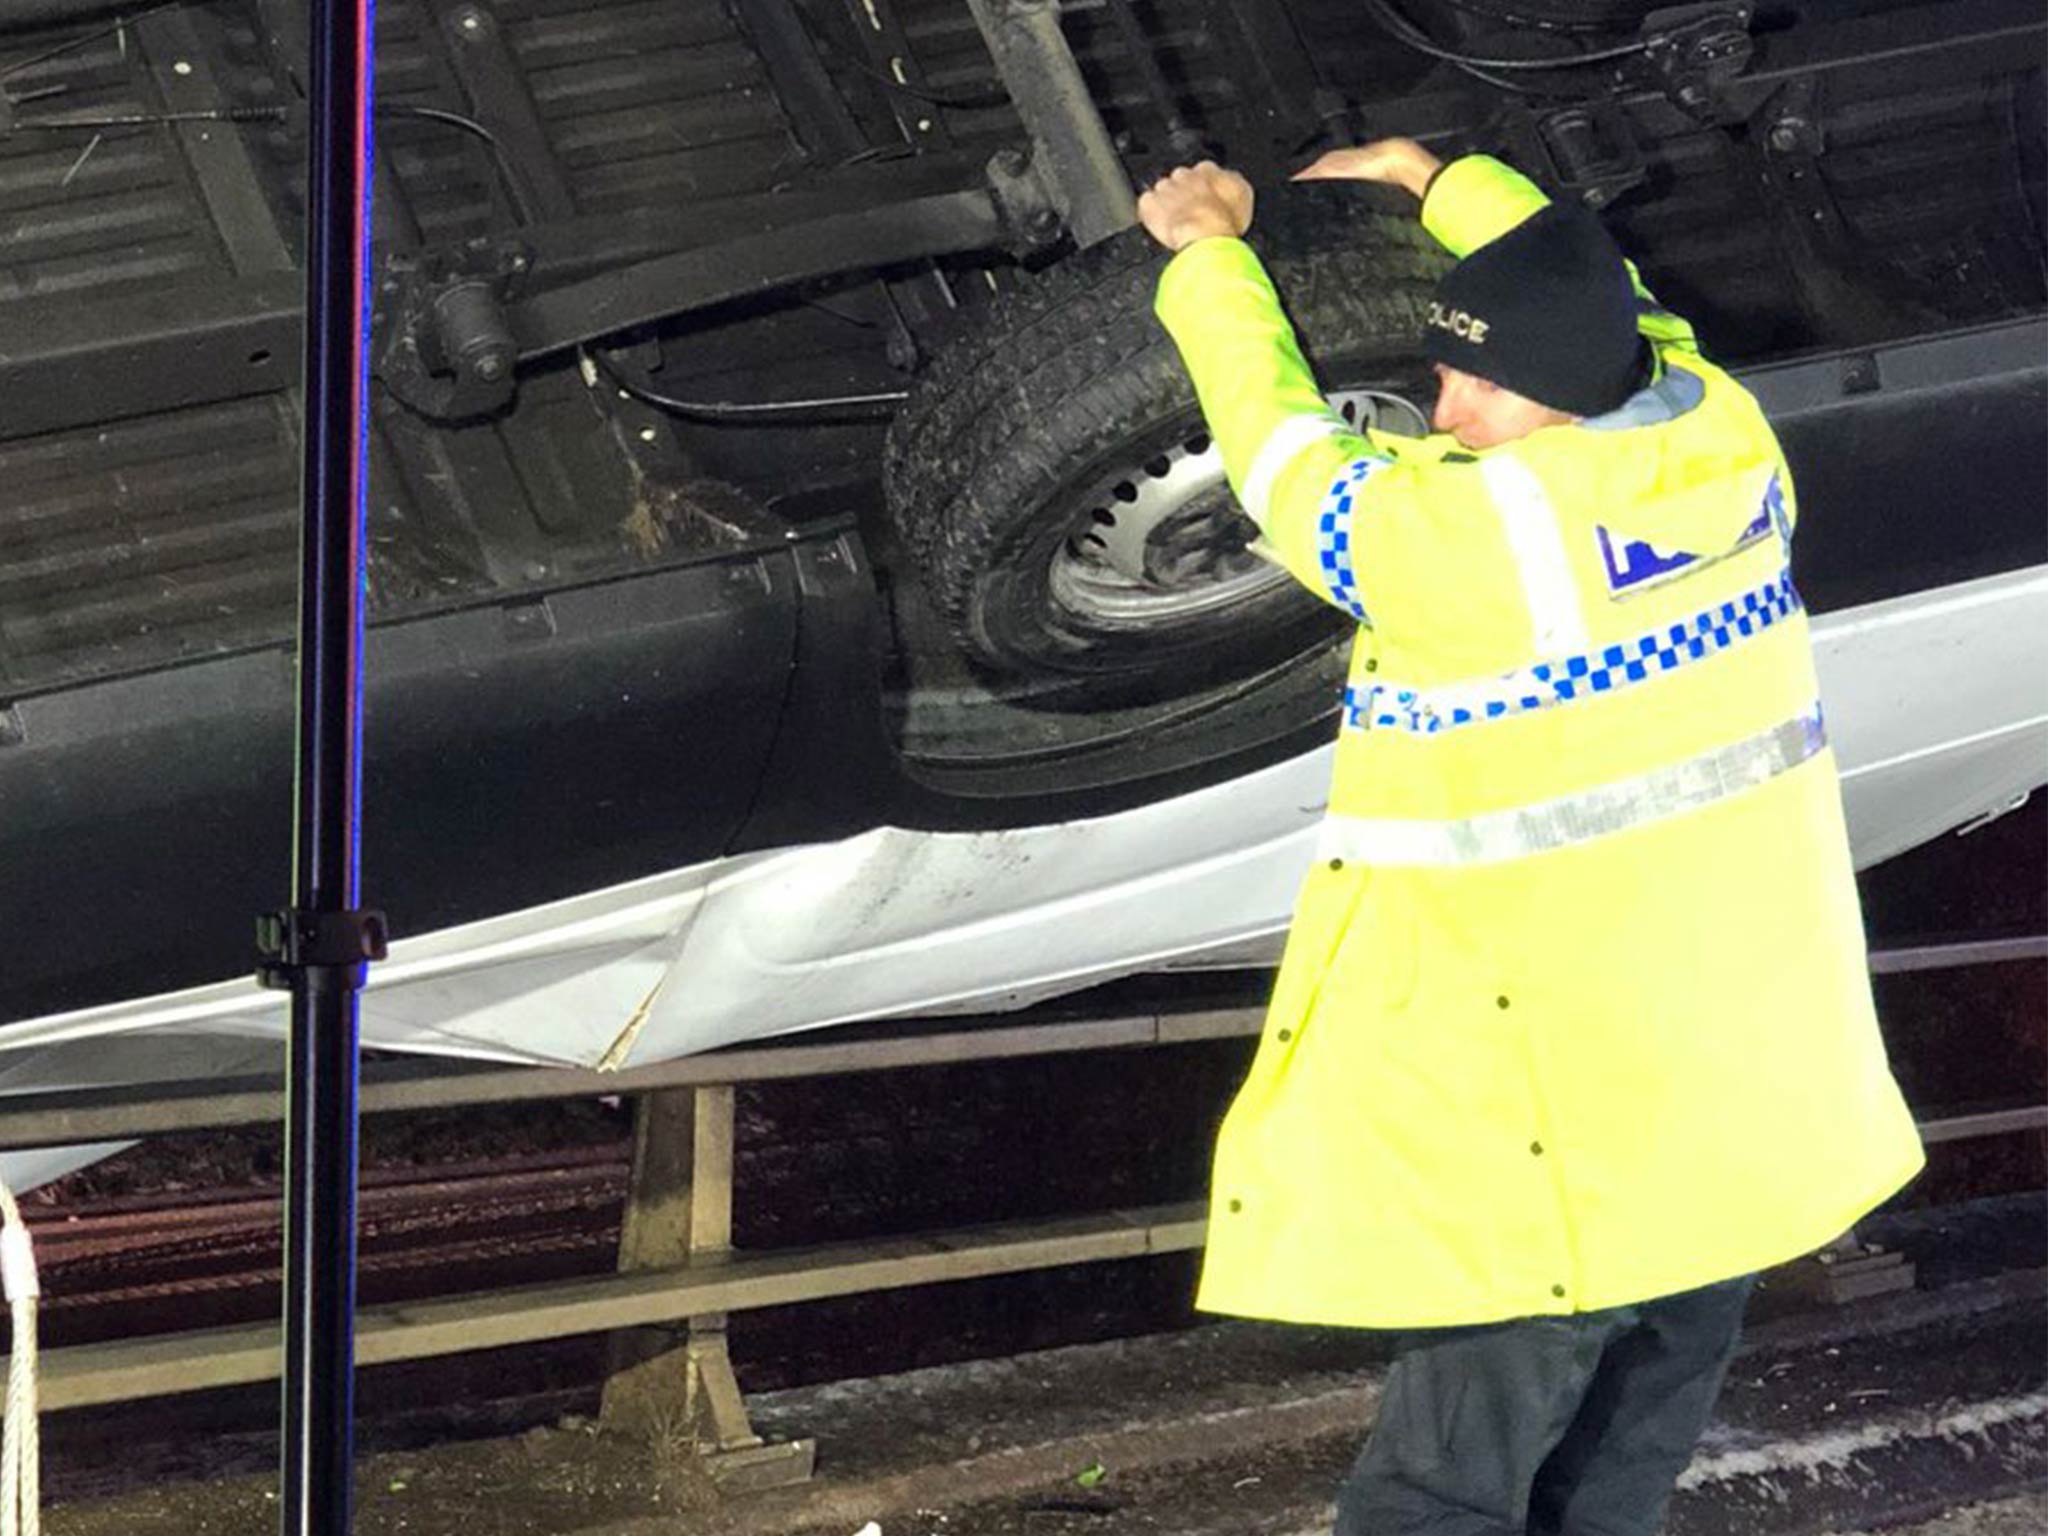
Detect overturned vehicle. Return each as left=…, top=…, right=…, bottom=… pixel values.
left=0, top=0, right=2043, bottom=1080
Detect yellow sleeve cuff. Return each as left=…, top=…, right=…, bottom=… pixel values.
left=1419, top=154, right=1552, bottom=260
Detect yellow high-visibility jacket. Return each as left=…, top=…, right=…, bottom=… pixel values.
left=1155, top=155, right=1924, bottom=1329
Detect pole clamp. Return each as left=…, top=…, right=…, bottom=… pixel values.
left=256, top=907, right=391, bottom=990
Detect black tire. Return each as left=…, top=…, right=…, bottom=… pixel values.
left=883, top=184, right=1450, bottom=680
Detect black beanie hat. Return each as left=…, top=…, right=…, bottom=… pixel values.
left=1421, top=202, right=1647, bottom=419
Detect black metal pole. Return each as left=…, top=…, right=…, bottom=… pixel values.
left=268, top=0, right=382, bottom=1531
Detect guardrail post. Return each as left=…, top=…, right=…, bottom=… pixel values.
left=599, top=1086, right=815, bottom=1490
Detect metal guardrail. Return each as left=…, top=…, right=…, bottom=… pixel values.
left=32, top=1204, right=1212, bottom=1413
left=1919, top=1105, right=2048, bottom=1144
left=0, top=1004, right=1259, bottom=1152
left=1866, top=935, right=2048, bottom=974
left=0, top=935, right=2041, bottom=1429
left=3, top=935, right=2040, bottom=1152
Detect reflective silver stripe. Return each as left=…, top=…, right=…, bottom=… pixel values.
left=1241, top=414, right=1347, bottom=524
left=1479, top=455, right=1589, bottom=655
left=1316, top=708, right=1826, bottom=867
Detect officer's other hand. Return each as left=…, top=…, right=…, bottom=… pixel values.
left=1137, top=162, right=1254, bottom=252
left=1292, top=138, right=1443, bottom=199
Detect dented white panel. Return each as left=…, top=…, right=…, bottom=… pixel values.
left=1816, top=566, right=2048, bottom=867
left=2, top=567, right=2042, bottom=1075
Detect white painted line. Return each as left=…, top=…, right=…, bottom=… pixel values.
left=1680, top=1390, right=2048, bottom=1489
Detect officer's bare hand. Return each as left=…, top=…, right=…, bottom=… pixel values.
left=1292, top=138, right=1443, bottom=199
left=1137, top=162, right=1254, bottom=252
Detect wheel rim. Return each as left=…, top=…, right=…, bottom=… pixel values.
left=1047, top=389, right=1429, bottom=630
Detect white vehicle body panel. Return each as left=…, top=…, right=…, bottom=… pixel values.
left=3, top=565, right=2043, bottom=1190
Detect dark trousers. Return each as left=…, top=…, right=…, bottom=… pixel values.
left=1333, top=1275, right=1755, bottom=1536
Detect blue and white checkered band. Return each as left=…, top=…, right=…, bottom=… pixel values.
left=1341, top=567, right=1804, bottom=735
left=1761, top=471, right=1791, bottom=548
left=1596, top=471, right=1786, bottom=598
left=1316, top=458, right=1388, bottom=621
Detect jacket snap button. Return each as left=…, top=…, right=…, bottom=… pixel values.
left=1496, top=995, right=1511, bottom=1010
left=1228, top=1199, right=1243, bottom=1214
left=1277, top=1029, right=1293, bottom=1042
left=1530, top=1141, right=1545, bottom=1156
left=1328, top=857, right=1345, bottom=871
left=1364, top=658, right=1378, bottom=672
left=1552, top=1284, right=1567, bottom=1299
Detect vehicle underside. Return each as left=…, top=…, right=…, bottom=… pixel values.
left=1, top=0, right=2043, bottom=1024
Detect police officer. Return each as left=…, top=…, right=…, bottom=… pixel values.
left=1136, top=140, right=1925, bottom=1535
